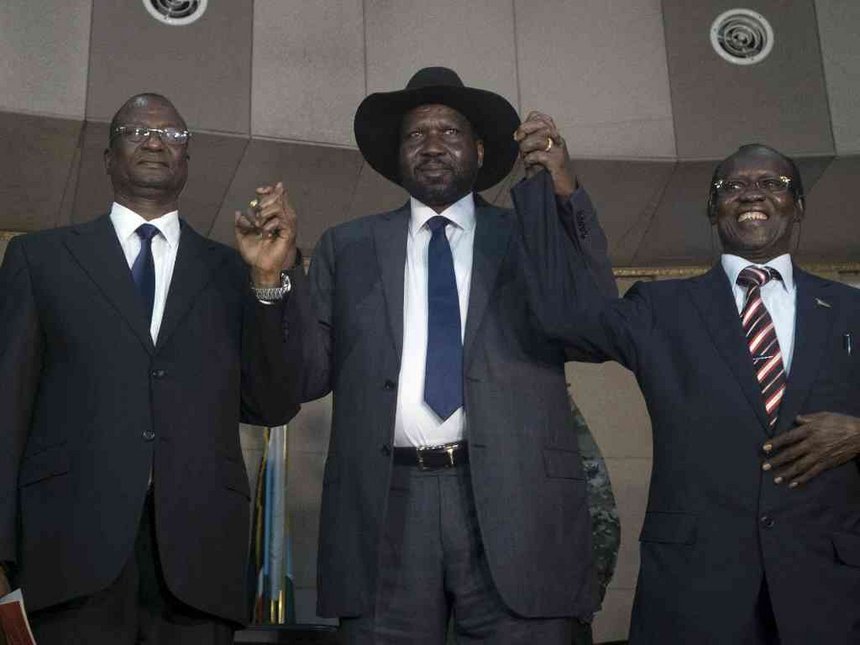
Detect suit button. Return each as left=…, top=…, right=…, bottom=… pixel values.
left=150, top=369, right=166, bottom=379
left=383, top=380, right=396, bottom=391
left=142, top=430, right=156, bottom=442
left=760, top=514, right=774, bottom=528
left=380, top=443, right=391, bottom=456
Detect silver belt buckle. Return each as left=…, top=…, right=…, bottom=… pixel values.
left=415, top=443, right=458, bottom=470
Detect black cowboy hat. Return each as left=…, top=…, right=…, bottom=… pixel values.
left=354, top=67, right=520, bottom=191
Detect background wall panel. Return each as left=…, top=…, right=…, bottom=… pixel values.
left=0, top=112, right=83, bottom=232
left=814, top=0, right=860, bottom=155
left=364, top=0, right=519, bottom=111
left=515, top=0, right=676, bottom=158
left=800, top=156, right=860, bottom=262
left=86, top=0, right=253, bottom=134
left=252, top=1, right=365, bottom=147
left=663, top=0, right=834, bottom=159
left=0, top=0, right=92, bottom=119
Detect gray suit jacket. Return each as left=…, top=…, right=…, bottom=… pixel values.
left=288, top=172, right=616, bottom=619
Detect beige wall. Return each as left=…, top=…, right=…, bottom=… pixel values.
left=3, top=0, right=859, bottom=264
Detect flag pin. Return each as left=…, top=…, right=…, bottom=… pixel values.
left=815, top=298, right=831, bottom=308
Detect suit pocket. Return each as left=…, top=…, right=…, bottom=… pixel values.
left=832, top=532, right=860, bottom=567
left=640, top=511, right=697, bottom=545
left=543, top=447, right=585, bottom=480
left=19, top=445, right=70, bottom=487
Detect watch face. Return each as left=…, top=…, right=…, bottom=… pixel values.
left=279, top=270, right=292, bottom=291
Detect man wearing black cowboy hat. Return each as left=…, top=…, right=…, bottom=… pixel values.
left=265, top=67, right=616, bottom=642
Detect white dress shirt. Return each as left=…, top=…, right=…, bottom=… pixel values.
left=722, top=253, right=797, bottom=374
left=109, top=202, right=181, bottom=343
left=393, top=193, right=476, bottom=448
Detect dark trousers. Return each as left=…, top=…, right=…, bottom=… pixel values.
left=30, top=491, right=234, bottom=645
left=339, top=465, right=592, bottom=645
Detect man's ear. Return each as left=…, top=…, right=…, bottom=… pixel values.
left=476, top=139, right=484, bottom=169
left=794, top=196, right=805, bottom=222
left=103, top=147, right=111, bottom=175
left=707, top=194, right=717, bottom=224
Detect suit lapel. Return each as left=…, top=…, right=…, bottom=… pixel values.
left=373, top=205, right=410, bottom=363
left=774, top=268, right=835, bottom=434
left=155, top=221, right=225, bottom=351
left=63, top=215, right=155, bottom=354
left=688, top=265, right=771, bottom=432
left=463, top=203, right=512, bottom=364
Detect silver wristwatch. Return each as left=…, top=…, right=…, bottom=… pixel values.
left=252, top=270, right=292, bottom=302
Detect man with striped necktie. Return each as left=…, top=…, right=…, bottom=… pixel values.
left=515, top=143, right=860, bottom=643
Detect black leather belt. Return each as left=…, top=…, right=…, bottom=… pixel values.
left=393, top=441, right=469, bottom=469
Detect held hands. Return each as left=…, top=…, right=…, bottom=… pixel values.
left=513, top=111, right=578, bottom=200
left=234, top=181, right=298, bottom=287
left=762, top=412, right=860, bottom=488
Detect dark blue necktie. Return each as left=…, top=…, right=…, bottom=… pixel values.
left=131, top=224, right=159, bottom=321
left=424, top=216, right=463, bottom=420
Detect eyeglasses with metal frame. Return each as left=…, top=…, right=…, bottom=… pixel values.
left=111, top=125, right=191, bottom=146
left=713, top=175, right=792, bottom=196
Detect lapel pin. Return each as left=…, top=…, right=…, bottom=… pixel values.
left=815, top=298, right=831, bottom=308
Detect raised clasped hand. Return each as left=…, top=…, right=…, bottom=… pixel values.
left=234, top=181, right=298, bottom=286
left=513, top=111, right=577, bottom=199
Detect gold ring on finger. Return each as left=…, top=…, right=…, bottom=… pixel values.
left=249, top=198, right=260, bottom=210
left=544, top=137, right=553, bottom=152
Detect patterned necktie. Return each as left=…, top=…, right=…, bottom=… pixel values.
left=131, top=223, right=159, bottom=321
left=737, top=266, right=786, bottom=428
left=423, top=216, right=463, bottom=420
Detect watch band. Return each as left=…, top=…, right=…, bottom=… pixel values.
left=251, top=271, right=292, bottom=302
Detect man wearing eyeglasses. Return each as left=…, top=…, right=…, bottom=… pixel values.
left=0, top=93, right=303, bottom=643
left=515, top=143, right=860, bottom=642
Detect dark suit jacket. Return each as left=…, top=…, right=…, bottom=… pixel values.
left=287, top=173, right=617, bottom=619
left=0, top=215, right=302, bottom=625
left=516, top=181, right=860, bottom=643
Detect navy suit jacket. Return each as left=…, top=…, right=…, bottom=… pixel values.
left=516, top=181, right=860, bottom=643
left=0, top=215, right=302, bottom=624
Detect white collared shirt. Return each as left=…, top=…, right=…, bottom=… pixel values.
left=722, top=253, right=797, bottom=374
left=109, top=202, right=181, bottom=343
left=393, top=193, right=476, bottom=448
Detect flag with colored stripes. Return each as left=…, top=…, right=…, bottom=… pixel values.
left=251, top=426, right=295, bottom=624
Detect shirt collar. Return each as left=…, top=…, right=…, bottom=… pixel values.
left=109, top=202, right=181, bottom=248
left=409, top=192, right=476, bottom=236
left=721, top=253, right=794, bottom=292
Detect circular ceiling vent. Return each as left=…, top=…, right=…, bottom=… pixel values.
left=710, top=9, right=774, bottom=65
left=143, top=0, right=207, bottom=26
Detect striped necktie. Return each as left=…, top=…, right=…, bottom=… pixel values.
left=737, top=266, right=786, bottom=428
